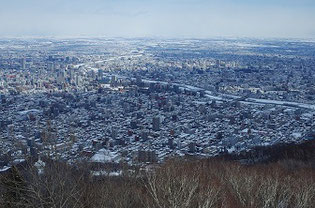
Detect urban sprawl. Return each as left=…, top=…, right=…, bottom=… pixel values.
left=0, top=38, right=314, bottom=172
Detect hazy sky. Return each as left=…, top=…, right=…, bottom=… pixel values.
left=0, top=0, right=315, bottom=38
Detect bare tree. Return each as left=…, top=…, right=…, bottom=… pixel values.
left=145, top=166, right=199, bottom=208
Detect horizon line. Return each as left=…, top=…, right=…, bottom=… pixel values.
left=1, top=35, right=315, bottom=41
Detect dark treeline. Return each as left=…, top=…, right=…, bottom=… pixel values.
left=1, top=139, right=315, bottom=208
left=223, top=139, right=315, bottom=166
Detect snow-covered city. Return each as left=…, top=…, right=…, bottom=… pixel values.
left=0, top=38, right=314, bottom=171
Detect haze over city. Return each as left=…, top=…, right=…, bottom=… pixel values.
left=0, top=0, right=315, bottom=38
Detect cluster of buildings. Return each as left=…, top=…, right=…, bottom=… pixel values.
left=0, top=38, right=314, bottom=171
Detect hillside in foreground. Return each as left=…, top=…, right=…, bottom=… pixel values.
left=1, top=153, right=315, bottom=208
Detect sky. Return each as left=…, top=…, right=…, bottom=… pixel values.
left=0, top=0, right=315, bottom=39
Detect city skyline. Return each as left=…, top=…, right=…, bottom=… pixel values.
left=0, top=0, right=315, bottom=39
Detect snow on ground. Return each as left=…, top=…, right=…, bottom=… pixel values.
left=0, top=166, right=10, bottom=172
left=90, top=149, right=120, bottom=163
left=91, top=170, right=122, bottom=176
left=291, top=132, right=302, bottom=139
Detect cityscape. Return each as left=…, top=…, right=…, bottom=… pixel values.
left=0, top=38, right=314, bottom=170
left=0, top=0, right=315, bottom=207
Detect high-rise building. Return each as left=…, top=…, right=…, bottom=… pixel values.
left=110, top=76, right=117, bottom=87
left=98, top=69, right=104, bottom=80
left=21, top=58, right=26, bottom=69
left=111, top=127, right=117, bottom=139
left=75, top=75, right=81, bottom=86
left=90, top=70, right=96, bottom=80
left=141, top=131, right=148, bottom=141
left=188, top=142, right=196, bottom=153
left=48, top=62, right=55, bottom=71
left=136, top=75, right=143, bottom=86
left=137, top=150, right=157, bottom=163
left=69, top=69, right=75, bottom=82
left=57, top=70, right=65, bottom=84
left=7, top=124, right=15, bottom=140
left=168, top=138, right=174, bottom=149
left=152, top=116, right=160, bottom=131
